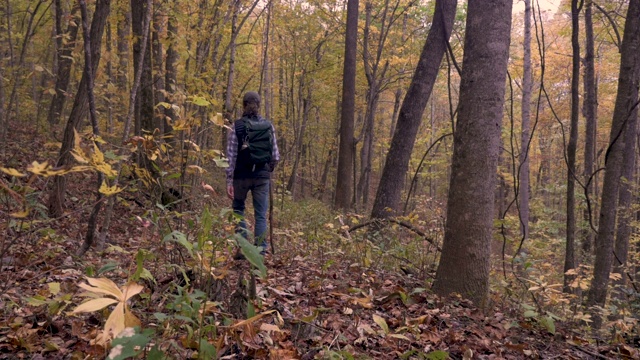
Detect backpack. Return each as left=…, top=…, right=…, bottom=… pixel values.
left=238, top=116, right=273, bottom=167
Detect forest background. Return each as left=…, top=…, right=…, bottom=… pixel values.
left=0, top=0, right=639, bottom=358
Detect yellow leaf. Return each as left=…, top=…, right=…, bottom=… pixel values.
left=82, top=277, right=123, bottom=300
left=122, top=283, right=144, bottom=302
left=98, top=302, right=126, bottom=345
left=260, top=323, right=284, bottom=333
left=372, top=314, right=389, bottom=334
left=72, top=297, right=119, bottom=314
left=186, top=165, right=205, bottom=174
left=99, top=181, right=123, bottom=196
left=124, top=307, right=141, bottom=328
left=91, top=144, right=104, bottom=164
left=231, top=310, right=276, bottom=329
left=0, top=167, right=26, bottom=177
left=10, top=209, right=29, bottom=218
left=27, top=161, right=50, bottom=175
left=48, top=282, right=61, bottom=296
left=609, top=273, right=622, bottom=281
left=210, top=113, right=225, bottom=127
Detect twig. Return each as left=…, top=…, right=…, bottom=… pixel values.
left=347, top=218, right=441, bottom=252
left=571, top=345, right=614, bottom=360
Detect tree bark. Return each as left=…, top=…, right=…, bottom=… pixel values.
left=563, top=0, right=581, bottom=294
left=164, top=1, right=178, bottom=132
left=48, top=0, right=111, bottom=218
left=152, top=0, right=165, bottom=134
left=334, top=0, right=359, bottom=211
left=78, top=0, right=104, bottom=255
left=612, top=115, right=638, bottom=295
left=47, top=3, right=79, bottom=127
left=587, top=0, right=640, bottom=325
left=371, top=0, right=457, bottom=218
left=582, top=0, right=597, bottom=257
left=132, top=0, right=154, bottom=136
left=518, top=0, right=532, bottom=246
left=432, top=0, right=512, bottom=307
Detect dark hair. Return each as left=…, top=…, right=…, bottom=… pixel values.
left=242, top=91, right=260, bottom=117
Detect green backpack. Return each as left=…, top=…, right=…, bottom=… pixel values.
left=239, top=117, right=273, bottom=166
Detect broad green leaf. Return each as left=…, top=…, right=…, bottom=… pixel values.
left=426, top=350, right=449, bottom=360
left=163, top=231, right=193, bottom=256
left=26, top=295, right=48, bottom=306
left=199, top=339, right=216, bottom=359
left=540, top=316, right=555, bottom=334
left=97, top=262, right=119, bottom=275
left=235, top=234, right=266, bottom=278
left=72, top=297, right=119, bottom=313
left=523, top=310, right=538, bottom=318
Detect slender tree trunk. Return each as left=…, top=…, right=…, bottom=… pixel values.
left=116, top=3, right=130, bottom=124
left=106, top=22, right=113, bottom=134
left=132, top=0, right=154, bottom=136
left=48, top=0, right=111, bottom=218
left=0, top=57, right=5, bottom=155
left=78, top=0, right=104, bottom=255
left=371, top=0, right=457, bottom=218
left=563, top=0, right=581, bottom=294
left=432, top=0, right=512, bottom=307
left=587, top=0, right=640, bottom=326
left=164, top=1, right=178, bottom=134
left=334, top=0, right=359, bottom=211
left=98, top=0, right=151, bottom=246
left=519, top=0, right=532, bottom=246
left=582, top=0, right=597, bottom=257
left=224, top=0, right=240, bottom=116
left=47, top=2, right=80, bottom=127
left=152, top=0, right=165, bottom=134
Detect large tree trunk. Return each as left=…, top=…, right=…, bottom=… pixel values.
left=563, top=0, right=581, bottom=294
left=612, top=116, right=638, bottom=296
left=48, top=0, right=111, bottom=218
left=334, top=0, right=359, bottom=211
left=371, top=0, right=457, bottom=219
left=518, top=0, right=532, bottom=246
left=582, top=0, right=597, bottom=257
left=47, top=3, right=80, bottom=127
left=432, top=0, right=512, bottom=307
left=587, top=0, right=640, bottom=326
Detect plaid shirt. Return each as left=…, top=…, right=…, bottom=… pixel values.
left=226, top=117, right=280, bottom=186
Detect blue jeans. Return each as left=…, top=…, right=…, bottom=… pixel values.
left=232, top=178, right=269, bottom=252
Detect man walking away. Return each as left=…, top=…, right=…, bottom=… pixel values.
left=226, top=91, right=280, bottom=256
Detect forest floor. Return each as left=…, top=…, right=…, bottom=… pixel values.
left=1, top=124, right=638, bottom=359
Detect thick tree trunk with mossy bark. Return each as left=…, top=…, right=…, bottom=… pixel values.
left=432, top=0, right=512, bottom=307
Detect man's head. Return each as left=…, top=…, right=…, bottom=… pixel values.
left=242, top=91, right=261, bottom=116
